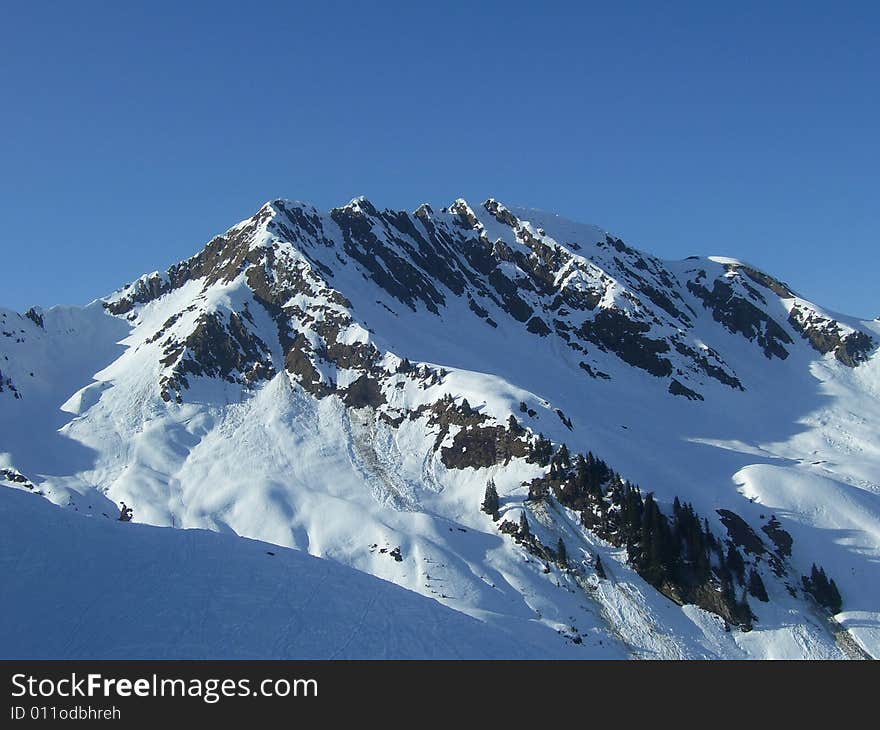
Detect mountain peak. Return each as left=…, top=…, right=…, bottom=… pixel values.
left=3, top=193, right=879, bottom=659
left=337, top=195, right=379, bottom=217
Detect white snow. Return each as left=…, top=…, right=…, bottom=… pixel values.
left=0, top=487, right=560, bottom=659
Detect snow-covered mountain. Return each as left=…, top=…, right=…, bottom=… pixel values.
left=2, top=196, right=878, bottom=659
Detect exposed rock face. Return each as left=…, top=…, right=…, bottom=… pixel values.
left=738, top=266, right=795, bottom=299
left=24, top=308, right=44, bottom=329
left=687, top=277, right=793, bottom=360
left=159, top=309, right=275, bottom=402
left=342, top=374, right=385, bottom=409
left=0, top=468, right=34, bottom=490
left=669, top=378, right=704, bottom=401
left=0, top=368, right=20, bottom=399
left=441, top=424, right=528, bottom=469
left=578, top=309, right=673, bottom=377
left=788, top=303, right=874, bottom=366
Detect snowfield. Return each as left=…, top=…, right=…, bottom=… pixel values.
left=0, top=487, right=561, bottom=659
left=1, top=196, right=877, bottom=659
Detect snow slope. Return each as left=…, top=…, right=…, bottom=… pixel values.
left=1, top=196, right=877, bottom=659
left=0, top=486, right=564, bottom=659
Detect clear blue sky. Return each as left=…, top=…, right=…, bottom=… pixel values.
left=1, top=1, right=877, bottom=317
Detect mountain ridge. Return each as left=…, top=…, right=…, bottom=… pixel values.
left=2, top=196, right=878, bottom=658
left=99, top=195, right=875, bottom=400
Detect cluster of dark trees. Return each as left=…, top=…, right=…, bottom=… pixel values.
left=527, top=433, right=554, bottom=468
left=396, top=358, right=446, bottom=385
left=520, top=441, right=768, bottom=627
left=803, top=563, right=842, bottom=613
left=481, top=479, right=500, bottom=520
left=482, top=428, right=843, bottom=626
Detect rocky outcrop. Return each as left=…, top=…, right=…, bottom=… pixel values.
left=0, top=368, right=20, bottom=399
left=159, top=310, right=275, bottom=401
left=24, top=308, right=44, bottom=329
left=788, top=303, right=874, bottom=367
left=0, top=468, right=35, bottom=490
left=578, top=309, right=673, bottom=377
left=669, top=378, right=704, bottom=401
left=688, top=277, right=792, bottom=360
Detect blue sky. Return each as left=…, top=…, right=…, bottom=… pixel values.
left=1, top=1, right=877, bottom=317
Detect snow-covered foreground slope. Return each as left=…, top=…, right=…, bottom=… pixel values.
left=1, top=196, right=877, bottom=659
left=0, top=486, right=565, bottom=659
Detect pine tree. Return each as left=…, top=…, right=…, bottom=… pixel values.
left=595, top=555, right=606, bottom=579
left=726, top=544, right=746, bottom=585
left=575, top=454, right=588, bottom=488
left=481, top=480, right=500, bottom=519
left=747, top=568, right=769, bottom=602
left=827, top=579, right=842, bottom=613
left=639, top=493, right=670, bottom=586
left=519, top=511, right=530, bottom=537
left=557, top=443, right=571, bottom=468
left=556, top=538, right=567, bottom=566
left=529, top=434, right=553, bottom=467
left=803, top=563, right=843, bottom=613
